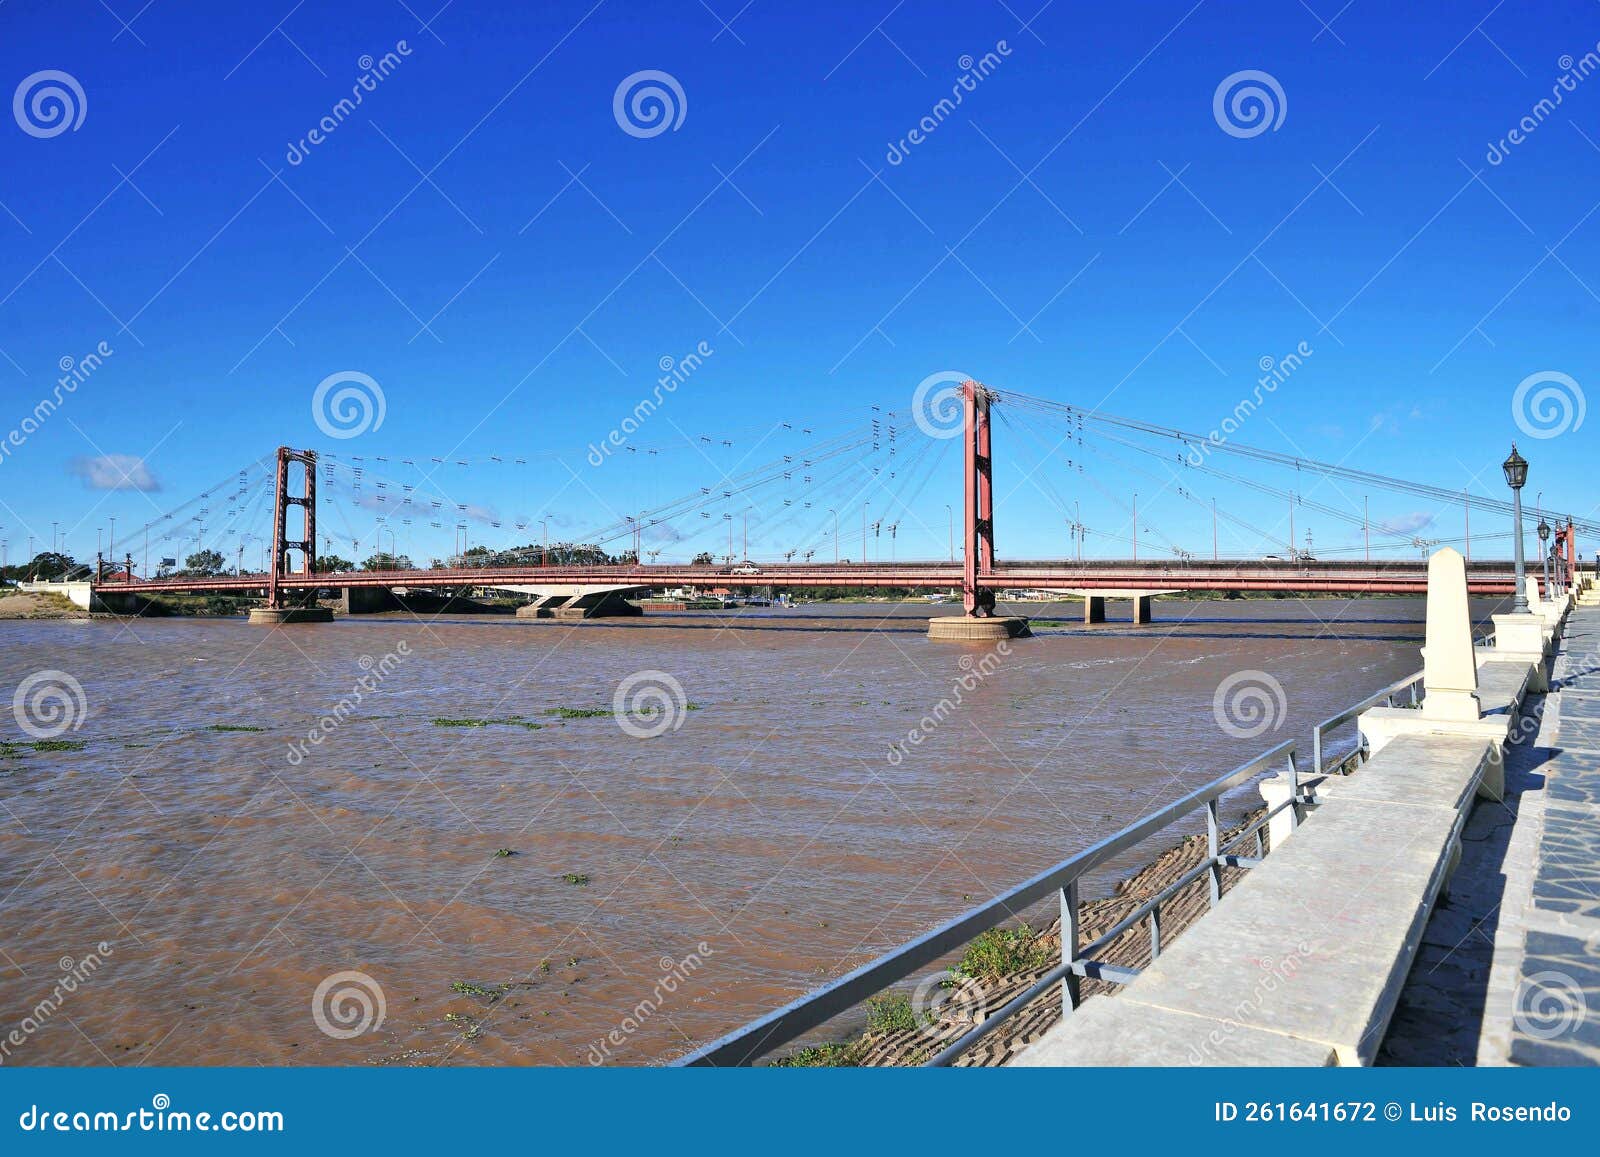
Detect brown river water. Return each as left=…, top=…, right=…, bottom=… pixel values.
left=0, top=597, right=1505, bottom=1066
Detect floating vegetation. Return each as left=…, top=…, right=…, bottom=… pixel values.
left=493, top=848, right=517, bottom=858
left=433, top=717, right=543, bottom=731
left=561, top=873, right=590, bottom=886
left=444, top=1012, right=483, bottom=1041
left=208, top=724, right=265, bottom=733
left=1, top=739, right=86, bottom=758
left=449, top=981, right=508, bottom=1000
left=546, top=707, right=609, bottom=719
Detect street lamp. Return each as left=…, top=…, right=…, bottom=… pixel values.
left=1503, top=443, right=1529, bottom=613
left=1537, top=516, right=1551, bottom=601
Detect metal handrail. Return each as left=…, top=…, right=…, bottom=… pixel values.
left=1310, top=669, right=1423, bottom=777
left=674, top=737, right=1301, bottom=1067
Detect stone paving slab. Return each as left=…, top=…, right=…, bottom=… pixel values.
left=1553, top=692, right=1600, bottom=720
left=1477, top=660, right=1535, bottom=716
left=1508, top=931, right=1600, bottom=1066
left=1531, top=804, right=1600, bottom=921
left=1543, top=748, right=1600, bottom=809
left=1012, top=993, right=1337, bottom=1067
left=1329, top=734, right=1492, bottom=812
left=1552, top=719, right=1600, bottom=750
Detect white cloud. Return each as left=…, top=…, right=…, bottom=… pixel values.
left=68, top=454, right=161, bottom=491
left=1379, top=511, right=1435, bottom=535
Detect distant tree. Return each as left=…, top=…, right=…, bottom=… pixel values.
left=183, top=549, right=224, bottom=576
left=362, top=552, right=415, bottom=571
left=316, top=555, right=355, bottom=573
left=22, top=551, right=80, bottom=580
left=184, top=549, right=226, bottom=576
left=692, top=551, right=715, bottom=565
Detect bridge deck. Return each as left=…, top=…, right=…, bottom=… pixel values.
left=90, top=559, right=1523, bottom=599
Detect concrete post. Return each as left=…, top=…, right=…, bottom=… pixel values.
left=1420, top=548, right=1480, bottom=723
left=1133, top=594, right=1152, bottom=625
left=1083, top=595, right=1106, bottom=624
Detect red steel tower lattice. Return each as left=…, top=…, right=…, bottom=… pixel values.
left=961, top=380, right=998, bottom=617
left=267, top=446, right=318, bottom=609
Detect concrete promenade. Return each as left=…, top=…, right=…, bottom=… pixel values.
left=1015, top=553, right=1596, bottom=1067
left=1380, top=601, right=1600, bottom=1064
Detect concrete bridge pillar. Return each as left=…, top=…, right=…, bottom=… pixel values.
left=1083, top=596, right=1105, bottom=624
left=1132, top=594, right=1152, bottom=625
left=340, top=586, right=398, bottom=615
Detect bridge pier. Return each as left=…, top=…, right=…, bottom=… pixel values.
left=927, top=615, right=1030, bottom=641
left=341, top=586, right=399, bottom=615
left=1080, top=592, right=1159, bottom=625
left=248, top=606, right=333, bottom=625
left=516, top=590, right=643, bottom=620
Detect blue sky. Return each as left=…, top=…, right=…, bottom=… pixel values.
left=1, top=0, right=1596, bottom=568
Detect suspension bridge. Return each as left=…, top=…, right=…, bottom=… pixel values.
left=68, top=382, right=1582, bottom=633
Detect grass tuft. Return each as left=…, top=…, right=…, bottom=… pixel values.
left=955, top=923, right=1052, bottom=981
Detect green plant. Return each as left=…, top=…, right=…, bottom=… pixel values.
left=956, top=923, right=1052, bottom=981
left=774, top=1040, right=862, bottom=1067
left=546, top=707, right=608, bottom=719
left=864, top=992, right=921, bottom=1035
left=493, top=849, right=516, bottom=858
left=208, top=724, right=265, bottom=733
left=561, top=873, right=590, bottom=886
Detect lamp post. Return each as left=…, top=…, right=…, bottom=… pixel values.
left=1538, top=515, right=1551, bottom=602
left=1503, top=444, right=1529, bottom=613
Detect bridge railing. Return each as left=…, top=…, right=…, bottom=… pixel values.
left=674, top=736, right=1303, bottom=1068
